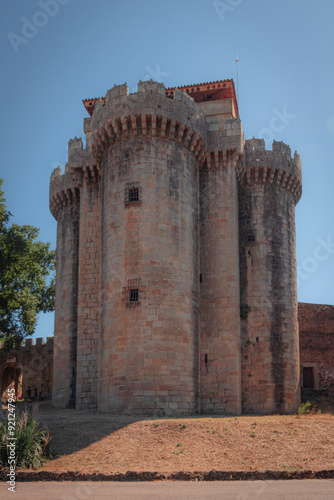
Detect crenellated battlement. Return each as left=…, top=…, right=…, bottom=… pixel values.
left=68, top=137, right=83, bottom=151
left=237, top=138, right=302, bottom=204
left=49, top=166, right=80, bottom=219
left=23, top=337, right=54, bottom=347
left=67, top=136, right=99, bottom=181
left=91, top=80, right=207, bottom=165
left=204, top=117, right=245, bottom=169
left=50, top=135, right=100, bottom=220
left=0, top=337, right=54, bottom=350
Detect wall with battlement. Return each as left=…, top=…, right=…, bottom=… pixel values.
left=93, top=81, right=206, bottom=415
left=238, top=139, right=301, bottom=414
left=91, top=81, right=207, bottom=169
left=238, top=139, right=302, bottom=204
left=0, top=338, right=53, bottom=400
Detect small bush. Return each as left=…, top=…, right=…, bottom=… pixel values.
left=298, top=401, right=312, bottom=415
left=0, top=411, right=52, bottom=469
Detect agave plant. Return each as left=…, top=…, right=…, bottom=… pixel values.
left=0, top=410, right=52, bottom=469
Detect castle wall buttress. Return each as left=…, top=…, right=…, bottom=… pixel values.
left=50, top=171, right=80, bottom=408
left=76, top=177, right=100, bottom=409
left=199, top=135, right=242, bottom=414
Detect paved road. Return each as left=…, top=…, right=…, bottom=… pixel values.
left=1, top=480, right=333, bottom=499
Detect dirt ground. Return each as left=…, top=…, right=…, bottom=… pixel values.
left=12, top=391, right=334, bottom=474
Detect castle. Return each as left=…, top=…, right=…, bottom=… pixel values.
left=48, top=78, right=304, bottom=416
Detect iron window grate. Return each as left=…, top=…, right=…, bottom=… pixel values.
left=124, top=182, right=142, bottom=206
left=122, top=279, right=145, bottom=305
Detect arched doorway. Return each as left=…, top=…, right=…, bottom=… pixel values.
left=1, top=364, right=22, bottom=405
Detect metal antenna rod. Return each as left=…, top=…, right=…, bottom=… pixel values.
left=236, top=54, right=239, bottom=109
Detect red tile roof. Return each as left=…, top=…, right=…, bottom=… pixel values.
left=83, top=79, right=238, bottom=117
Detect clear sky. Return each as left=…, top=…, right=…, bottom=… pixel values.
left=1, top=0, right=333, bottom=340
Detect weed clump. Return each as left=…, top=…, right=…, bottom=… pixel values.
left=297, top=401, right=321, bottom=415
left=0, top=410, right=52, bottom=469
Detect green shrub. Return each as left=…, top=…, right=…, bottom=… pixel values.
left=0, top=411, right=52, bottom=469
left=298, top=401, right=312, bottom=415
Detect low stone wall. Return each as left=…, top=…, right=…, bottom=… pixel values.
left=299, top=303, right=334, bottom=392
left=0, top=338, right=54, bottom=400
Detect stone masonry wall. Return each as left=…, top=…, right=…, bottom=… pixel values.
left=199, top=122, right=244, bottom=415
left=299, top=303, right=334, bottom=392
left=3, top=301, right=333, bottom=407
left=238, top=139, right=302, bottom=414
left=76, top=178, right=100, bottom=410
left=0, top=338, right=53, bottom=400
left=50, top=169, right=80, bottom=408
left=99, top=137, right=201, bottom=415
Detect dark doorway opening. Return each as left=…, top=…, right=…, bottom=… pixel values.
left=303, top=366, right=314, bottom=389
left=1, top=364, right=22, bottom=406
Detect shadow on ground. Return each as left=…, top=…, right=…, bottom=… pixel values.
left=14, top=401, right=147, bottom=457
left=13, top=389, right=334, bottom=458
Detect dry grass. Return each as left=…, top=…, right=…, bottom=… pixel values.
left=13, top=400, right=333, bottom=474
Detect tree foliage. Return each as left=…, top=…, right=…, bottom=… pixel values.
left=0, top=180, right=55, bottom=350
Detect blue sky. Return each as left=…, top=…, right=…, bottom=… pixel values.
left=0, top=0, right=333, bottom=339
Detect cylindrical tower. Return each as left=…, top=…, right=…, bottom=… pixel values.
left=91, top=81, right=206, bottom=415
left=50, top=169, right=80, bottom=408
left=199, top=119, right=244, bottom=415
left=238, top=139, right=302, bottom=414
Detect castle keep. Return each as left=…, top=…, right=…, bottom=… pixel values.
left=49, top=79, right=302, bottom=415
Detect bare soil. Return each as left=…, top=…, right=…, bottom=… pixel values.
left=12, top=393, right=334, bottom=475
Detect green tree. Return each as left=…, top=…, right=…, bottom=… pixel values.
left=0, top=179, right=55, bottom=350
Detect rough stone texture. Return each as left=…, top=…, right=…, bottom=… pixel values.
left=238, top=140, right=302, bottom=414
left=76, top=179, right=100, bottom=410
left=99, top=138, right=200, bottom=415
left=199, top=122, right=244, bottom=415
left=50, top=171, right=80, bottom=408
left=49, top=78, right=304, bottom=415
left=299, top=303, right=334, bottom=393
left=0, top=338, right=53, bottom=400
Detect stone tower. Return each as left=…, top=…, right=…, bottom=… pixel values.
left=50, top=78, right=302, bottom=415
left=238, top=139, right=302, bottom=413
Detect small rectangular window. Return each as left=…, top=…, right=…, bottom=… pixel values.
left=128, top=187, right=139, bottom=203
left=129, top=288, right=139, bottom=302
left=123, top=278, right=145, bottom=305
left=124, top=182, right=142, bottom=206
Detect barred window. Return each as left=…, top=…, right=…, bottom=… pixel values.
left=128, top=187, right=139, bottom=203
left=124, top=182, right=142, bottom=206
left=123, top=279, right=145, bottom=305
left=129, top=288, right=139, bottom=302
